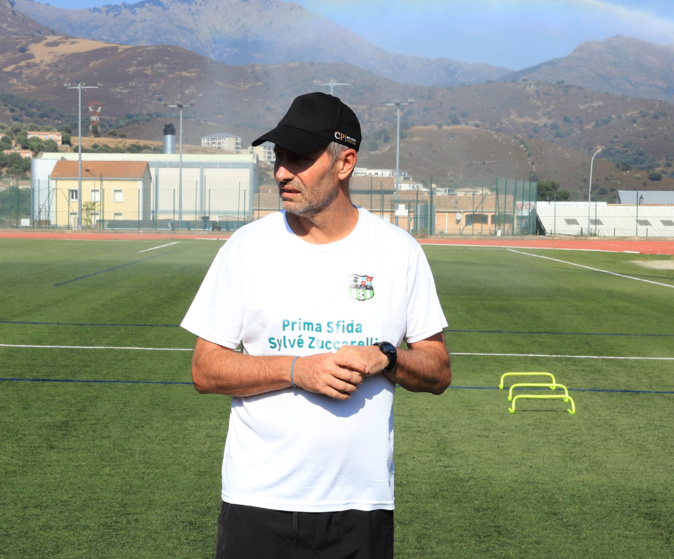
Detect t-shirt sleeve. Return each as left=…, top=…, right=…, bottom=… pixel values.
left=180, top=239, right=244, bottom=349
left=404, top=242, right=448, bottom=344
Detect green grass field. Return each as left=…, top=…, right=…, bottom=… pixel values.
left=1, top=238, right=673, bottom=558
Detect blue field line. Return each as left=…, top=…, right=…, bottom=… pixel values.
left=446, top=328, right=674, bottom=337
left=54, top=254, right=160, bottom=286
left=1, top=377, right=672, bottom=395
left=0, top=320, right=179, bottom=327
left=0, top=377, right=192, bottom=385
left=451, top=385, right=674, bottom=395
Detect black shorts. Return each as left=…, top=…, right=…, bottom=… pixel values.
left=215, top=501, right=394, bottom=559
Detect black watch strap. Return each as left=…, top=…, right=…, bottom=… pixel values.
left=375, top=341, right=397, bottom=372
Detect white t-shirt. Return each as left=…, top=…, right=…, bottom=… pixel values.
left=181, top=208, right=447, bottom=512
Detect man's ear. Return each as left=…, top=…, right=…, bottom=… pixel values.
left=337, top=149, right=357, bottom=180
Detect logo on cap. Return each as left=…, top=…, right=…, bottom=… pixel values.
left=335, top=131, right=357, bottom=147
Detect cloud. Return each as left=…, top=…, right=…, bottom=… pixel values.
left=574, top=0, right=674, bottom=43
left=298, top=0, right=674, bottom=67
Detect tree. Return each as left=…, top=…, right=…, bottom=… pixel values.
left=3, top=152, right=31, bottom=177
left=42, top=139, right=59, bottom=153
left=27, top=136, right=44, bottom=154
left=15, top=130, right=28, bottom=149
left=82, top=201, right=99, bottom=228
left=537, top=180, right=570, bottom=201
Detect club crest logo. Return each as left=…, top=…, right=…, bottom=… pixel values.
left=349, top=274, right=374, bottom=301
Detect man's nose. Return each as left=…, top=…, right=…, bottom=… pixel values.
left=275, top=161, right=294, bottom=183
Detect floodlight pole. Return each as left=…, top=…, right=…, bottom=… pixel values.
left=384, top=99, right=414, bottom=224
left=65, top=81, right=101, bottom=230
left=587, top=147, right=602, bottom=237
left=166, top=102, right=193, bottom=229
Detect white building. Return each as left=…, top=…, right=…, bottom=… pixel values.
left=247, top=144, right=275, bottom=163
left=201, top=133, right=241, bottom=152
left=536, top=201, right=674, bottom=237
left=353, top=167, right=411, bottom=180
left=32, top=152, right=258, bottom=229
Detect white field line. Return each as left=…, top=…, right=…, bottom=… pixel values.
left=453, top=352, right=674, bottom=360
left=418, top=241, right=615, bottom=253
left=508, top=249, right=674, bottom=289
left=1, top=344, right=672, bottom=360
left=138, top=242, right=180, bottom=253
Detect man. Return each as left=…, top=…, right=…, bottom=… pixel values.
left=181, top=92, right=451, bottom=558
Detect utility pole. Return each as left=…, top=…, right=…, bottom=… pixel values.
left=65, top=81, right=101, bottom=230
left=384, top=99, right=414, bottom=223
left=166, top=102, right=193, bottom=228
left=587, top=147, right=602, bottom=236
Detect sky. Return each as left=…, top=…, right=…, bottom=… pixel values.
left=32, top=0, right=674, bottom=69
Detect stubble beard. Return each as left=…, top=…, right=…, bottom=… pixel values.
left=280, top=178, right=339, bottom=218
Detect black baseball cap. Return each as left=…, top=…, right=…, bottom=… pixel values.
left=252, top=92, right=361, bottom=153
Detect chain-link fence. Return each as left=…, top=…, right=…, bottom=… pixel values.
left=255, top=177, right=538, bottom=236
left=0, top=180, right=32, bottom=228
left=26, top=177, right=538, bottom=236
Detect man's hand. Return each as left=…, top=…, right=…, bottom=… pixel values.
left=291, top=351, right=366, bottom=400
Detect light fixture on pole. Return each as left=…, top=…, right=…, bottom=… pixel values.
left=166, top=102, right=193, bottom=228
left=316, top=80, right=350, bottom=96
left=587, top=147, right=602, bottom=236
left=65, top=81, right=101, bottom=230
left=384, top=99, right=414, bottom=223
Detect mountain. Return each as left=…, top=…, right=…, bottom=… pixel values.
left=3, top=3, right=674, bottom=201
left=14, top=1, right=674, bottom=102
left=0, top=0, right=53, bottom=38
left=500, top=36, right=674, bottom=102
left=3, top=28, right=674, bottom=200
left=12, top=0, right=511, bottom=88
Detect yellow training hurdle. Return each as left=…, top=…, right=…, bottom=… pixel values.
left=499, top=372, right=576, bottom=415
left=499, top=372, right=557, bottom=390
left=507, top=382, right=569, bottom=402
left=509, top=393, right=576, bottom=415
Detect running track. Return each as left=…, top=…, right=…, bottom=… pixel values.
left=1, top=230, right=673, bottom=255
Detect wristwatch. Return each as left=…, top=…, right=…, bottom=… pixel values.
left=375, top=341, right=397, bottom=372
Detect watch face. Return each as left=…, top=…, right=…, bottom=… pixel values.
left=380, top=341, right=396, bottom=354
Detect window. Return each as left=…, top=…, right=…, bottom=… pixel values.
left=90, top=189, right=100, bottom=202
left=113, top=190, right=123, bottom=203
left=590, top=219, right=603, bottom=226
left=113, top=213, right=123, bottom=220
left=465, top=213, right=489, bottom=226
left=69, top=189, right=78, bottom=201
left=637, top=219, right=651, bottom=226
left=660, top=220, right=674, bottom=227
left=565, top=218, right=579, bottom=225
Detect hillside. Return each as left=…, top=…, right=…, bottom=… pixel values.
left=12, top=0, right=510, bottom=87
left=3, top=7, right=674, bottom=201
left=0, top=0, right=52, bottom=38
left=501, top=36, right=674, bottom=102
